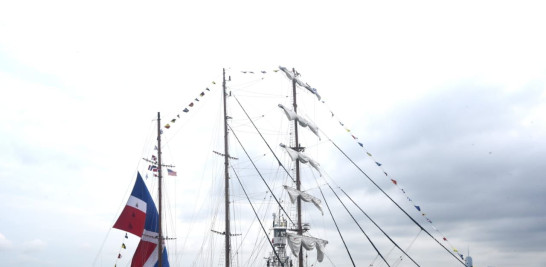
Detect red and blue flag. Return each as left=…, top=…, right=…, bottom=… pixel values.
left=113, top=172, right=170, bottom=267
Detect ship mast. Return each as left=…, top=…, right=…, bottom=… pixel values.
left=291, top=68, right=304, bottom=267
left=157, top=112, right=164, bottom=267
left=223, top=68, right=231, bottom=267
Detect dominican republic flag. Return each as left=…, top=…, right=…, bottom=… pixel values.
left=113, top=172, right=170, bottom=267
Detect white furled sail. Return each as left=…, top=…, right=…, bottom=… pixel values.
left=283, top=185, right=323, bottom=215
left=278, top=104, right=320, bottom=139
left=280, top=144, right=322, bottom=176
left=278, top=66, right=321, bottom=100
left=286, top=233, right=328, bottom=262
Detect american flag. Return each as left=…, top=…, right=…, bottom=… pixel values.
left=167, top=169, right=177, bottom=176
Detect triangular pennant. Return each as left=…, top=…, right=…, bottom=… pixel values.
left=122, top=243, right=126, bottom=249
left=171, top=119, right=176, bottom=123
left=366, top=152, right=372, bottom=156
left=375, top=162, right=381, bottom=166
left=414, top=205, right=421, bottom=211
left=183, top=108, right=189, bottom=113
left=391, top=179, right=397, bottom=185
left=189, top=102, right=194, bottom=107
left=358, top=142, right=363, bottom=147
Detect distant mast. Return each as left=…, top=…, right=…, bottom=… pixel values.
left=223, top=68, right=231, bottom=267
left=157, top=112, right=164, bottom=267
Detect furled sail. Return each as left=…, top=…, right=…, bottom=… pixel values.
left=278, top=104, right=320, bottom=139
left=283, top=185, right=323, bottom=215
left=113, top=173, right=170, bottom=267
left=286, top=233, right=328, bottom=262
left=280, top=143, right=322, bottom=176
left=278, top=66, right=321, bottom=100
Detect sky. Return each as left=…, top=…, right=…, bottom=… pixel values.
left=0, top=1, right=545, bottom=267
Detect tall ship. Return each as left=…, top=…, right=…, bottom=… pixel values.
left=95, top=67, right=471, bottom=267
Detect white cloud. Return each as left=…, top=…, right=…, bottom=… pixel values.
left=0, top=233, right=13, bottom=251
left=22, top=239, right=46, bottom=254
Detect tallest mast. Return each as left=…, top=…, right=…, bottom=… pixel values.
left=291, top=68, right=304, bottom=267
left=223, top=68, right=231, bottom=267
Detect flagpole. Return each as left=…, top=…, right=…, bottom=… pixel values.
left=157, top=112, right=163, bottom=267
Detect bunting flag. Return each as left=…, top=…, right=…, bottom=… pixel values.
left=321, top=97, right=465, bottom=259
left=118, top=254, right=122, bottom=259
left=122, top=243, right=126, bottom=249
left=161, top=80, right=220, bottom=130
left=125, top=233, right=128, bottom=239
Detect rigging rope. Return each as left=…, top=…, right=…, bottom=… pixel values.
left=313, top=176, right=356, bottom=267
left=233, top=95, right=296, bottom=183
left=231, top=166, right=285, bottom=267
left=326, top=135, right=466, bottom=266
left=324, top=183, right=392, bottom=267
left=229, top=125, right=296, bottom=226
left=338, top=187, right=420, bottom=267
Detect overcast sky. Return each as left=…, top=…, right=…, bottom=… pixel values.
left=1, top=1, right=545, bottom=267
